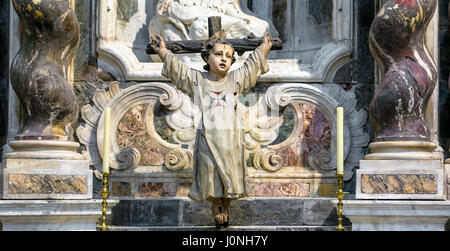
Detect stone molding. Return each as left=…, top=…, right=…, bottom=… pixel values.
left=0, top=199, right=118, bottom=231
left=364, top=141, right=441, bottom=161
left=76, top=82, right=191, bottom=179
left=356, top=159, right=444, bottom=200
left=5, top=140, right=85, bottom=160
left=341, top=200, right=450, bottom=231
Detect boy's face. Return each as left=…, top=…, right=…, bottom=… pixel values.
left=207, top=43, right=234, bottom=78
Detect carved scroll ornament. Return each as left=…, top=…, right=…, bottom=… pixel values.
left=77, top=82, right=192, bottom=178
left=256, top=83, right=369, bottom=180
left=78, top=82, right=368, bottom=181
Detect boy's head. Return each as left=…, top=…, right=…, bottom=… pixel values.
left=201, top=39, right=236, bottom=76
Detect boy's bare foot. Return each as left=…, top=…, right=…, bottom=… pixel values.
left=214, top=212, right=229, bottom=228
left=212, top=198, right=230, bottom=229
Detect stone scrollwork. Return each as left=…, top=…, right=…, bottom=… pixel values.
left=149, top=0, right=275, bottom=42
left=77, top=82, right=192, bottom=178
left=252, top=148, right=284, bottom=173
left=143, top=98, right=193, bottom=171
left=78, top=82, right=368, bottom=181
left=239, top=92, right=301, bottom=173
left=247, top=83, right=369, bottom=180
left=164, top=94, right=199, bottom=145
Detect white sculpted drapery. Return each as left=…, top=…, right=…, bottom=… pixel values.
left=162, top=47, right=268, bottom=201
left=150, top=0, right=273, bottom=41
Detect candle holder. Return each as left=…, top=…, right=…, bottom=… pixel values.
left=336, top=173, right=345, bottom=231
left=98, top=172, right=110, bottom=231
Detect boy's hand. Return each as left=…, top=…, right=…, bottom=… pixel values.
left=151, top=34, right=168, bottom=61
left=260, top=32, right=273, bottom=58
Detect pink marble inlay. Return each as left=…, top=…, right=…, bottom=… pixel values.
left=277, top=104, right=331, bottom=168
left=136, top=182, right=192, bottom=198
left=249, top=182, right=310, bottom=197
left=116, top=104, right=166, bottom=166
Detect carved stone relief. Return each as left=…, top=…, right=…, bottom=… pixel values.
left=97, top=0, right=352, bottom=82
left=149, top=0, right=274, bottom=41
left=82, top=0, right=364, bottom=199
left=77, top=81, right=192, bottom=179
left=77, top=82, right=368, bottom=185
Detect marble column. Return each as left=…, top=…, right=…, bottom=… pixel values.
left=0, top=0, right=120, bottom=231
left=355, top=0, right=445, bottom=200
left=343, top=0, right=450, bottom=231
left=2, top=0, right=92, bottom=200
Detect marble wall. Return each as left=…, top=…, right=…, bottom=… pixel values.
left=0, top=0, right=392, bottom=200
left=71, top=0, right=364, bottom=200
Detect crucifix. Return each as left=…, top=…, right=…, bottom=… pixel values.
left=147, top=16, right=283, bottom=56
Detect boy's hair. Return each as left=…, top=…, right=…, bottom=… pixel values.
left=200, top=39, right=236, bottom=71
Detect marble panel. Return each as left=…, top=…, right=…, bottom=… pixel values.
left=134, top=182, right=191, bottom=198
left=276, top=104, right=332, bottom=170
left=111, top=199, right=182, bottom=226
left=356, top=159, right=444, bottom=200
left=361, top=174, right=438, bottom=194
left=183, top=198, right=305, bottom=226
left=112, top=182, right=131, bottom=197
left=136, top=182, right=176, bottom=197
left=8, top=174, right=88, bottom=195
left=3, top=159, right=92, bottom=199
left=110, top=198, right=340, bottom=228
left=116, top=104, right=166, bottom=166
left=249, top=182, right=310, bottom=197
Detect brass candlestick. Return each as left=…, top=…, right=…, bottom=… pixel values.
left=336, top=173, right=344, bottom=231
left=98, top=172, right=110, bottom=231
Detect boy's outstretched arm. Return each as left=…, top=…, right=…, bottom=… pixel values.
left=259, top=32, right=273, bottom=58
left=150, top=35, right=168, bottom=62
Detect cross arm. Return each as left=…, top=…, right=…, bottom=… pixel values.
left=146, top=36, right=283, bottom=56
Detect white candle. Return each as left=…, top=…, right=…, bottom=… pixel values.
left=336, top=107, right=344, bottom=175
left=102, top=107, right=111, bottom=173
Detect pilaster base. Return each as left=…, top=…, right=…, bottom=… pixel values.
left=356, top=159, right=445, bottom=200
left=3, top=159, right=93, bottom=199
left=3, top=140, right=93, bottom=199
left=341, top=200, right=450, bottom=231
left=0, top=200, right=118, bottom=231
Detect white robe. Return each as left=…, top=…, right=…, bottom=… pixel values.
left=162, top=47, right=269, bottom=201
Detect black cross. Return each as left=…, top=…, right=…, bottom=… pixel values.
left=147, top=16, right=283, bottom=56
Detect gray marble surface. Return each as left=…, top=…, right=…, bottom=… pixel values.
left=110, top=197, right=350, bottom=228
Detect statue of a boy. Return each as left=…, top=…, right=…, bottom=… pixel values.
left=150, top=32, right=273, bottom=228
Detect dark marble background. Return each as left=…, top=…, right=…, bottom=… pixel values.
left=439, top=0, right=450, bottom=159
left=0, top=0, right=9, bottom=157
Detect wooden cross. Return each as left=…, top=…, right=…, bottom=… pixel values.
left=147, top=16, right=283, bottom=56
